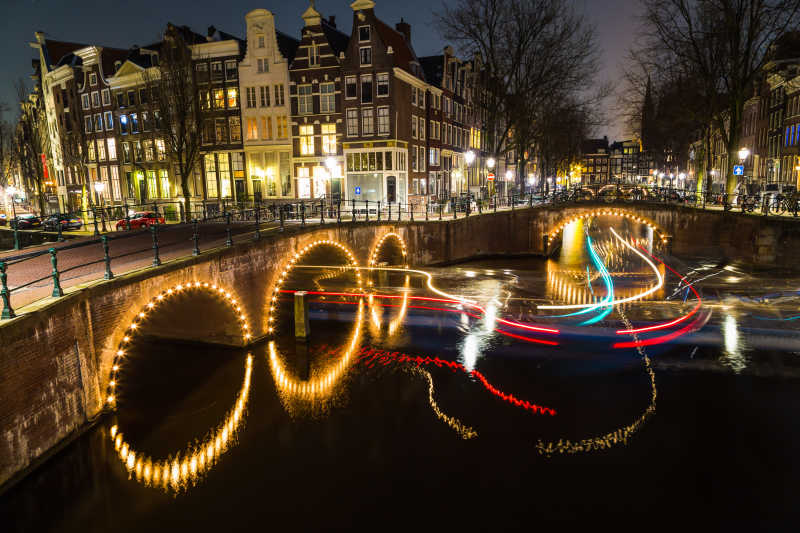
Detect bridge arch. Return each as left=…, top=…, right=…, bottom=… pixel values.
left=368, top=232, right=408, bottom=267
left=266, top=239, right=362, bottom=335
left=546, top=208, right=670, bottom=244
left=105, top=280, right=252, bottom=408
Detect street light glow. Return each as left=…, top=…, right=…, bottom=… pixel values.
left=465, top=150, right=476, bottom=165
left=94, top=181, right=105, bottom=193
left=738, top=147, right=750, bottom=161
left=487, top=158, right=496, bottom=169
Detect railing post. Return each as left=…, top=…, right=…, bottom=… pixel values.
left=320, top=200, right=325, bottom=225
left=388, top=202, right=392, bottom=221
left=254, top=207, right=261, bottom=240
left=365, top=200, right=369, bottom=222
left=453, top=200, right=457, bottom=219
left=378, top=201, right=382, bottom=221
left=280, top=206, right=285, bottom=231
left=352, top=198, right=356, bottom=223
left=12, top=219, right=20, bottom=250
left=0, top=262, right=14, bottom=319
left=494, top=196, right=497, bottom=213
left=102, top=235, right=114, bottom=280
left=57, top=216, right=64, bottom=242
left=511, top=194, right=514, bottom=211
left=151, top=224, right=161, bottom=266
left=425, top=201, right=429, bottom=221
left=337, top=199, right=341, bottom=224
left=439, top=202, right=443, bottom=221
left=192, top=219, right=200, bottom=255
left=49, top=248, right=63, bottom=297
left=92, top=207, right=100, bottom=236
left=300, top=200, right=306, bottom=227
left=225, top=212, right=233, bottom=246
left=478, top=198, right=482, bottom=215
left=202, top=200, right=208, bottom=223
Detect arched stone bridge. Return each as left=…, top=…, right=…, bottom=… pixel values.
left=3, top=200, right=800, bottom=486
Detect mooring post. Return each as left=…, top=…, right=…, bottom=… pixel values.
left=294, top=290, right=310, bottom=340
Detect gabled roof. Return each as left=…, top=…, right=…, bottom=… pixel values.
left=419, top=55, right=444, bottom=87
left=321, top=18, right=350, bottom=56
left=41, top=39, right=88, bottom=70
left=582, top=138, right=609, bottom=154
left=101, top=47, right=131, bottom=77
left=373, top=18, right=422, bottom=79
left=277, top=30, right=300, bottom=62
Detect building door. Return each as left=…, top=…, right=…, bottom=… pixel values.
left=235, top=179, right=246, bottom=203
left=137, top=173, right=147, bottom=204
left=387, top=176, right=397, bottom=203
left=252, top=180, right=262, bottom=202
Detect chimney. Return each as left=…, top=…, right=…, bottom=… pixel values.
left=207, top=25, right=217, bottom=37
left=328, top=15, right=336, bottom=28
left=396, top=18, right=411, bottom=42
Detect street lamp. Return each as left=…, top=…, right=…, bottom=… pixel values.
left=94, top=181, right=107, bottom=233
left=464, top=150, right=475, bottom=197
left=738, top=147, right=750, bottom=161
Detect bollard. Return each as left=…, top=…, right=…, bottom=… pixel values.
left=151, top=224, right=161, bottom=266
left=225, top=212, right=233, bottom=246
left=294, top=290, right=310, bottom=340
left=254, top=207, right=261, bottom=240
left=203, top=201, right=208, bottom=222
left=102, top=236, right=114, bottom=280
left=192, top=219, right=200, bottom=255
left=510, top=194, right=514, bottom=211
left=12, top=220, right=20, bottom=250
left=50, top=248, right=64, bottom=297
left=494, top=196, right=498, bottom=213
left=301, top=200, right=306, bottom=227
left=0, top=262, right=14, bottom=319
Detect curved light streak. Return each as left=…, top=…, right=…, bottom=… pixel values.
left=268, top=300, right=364, bottom=401
left=106, top=280, right=252, bottom=408
left=537, top=227, right=664, bottom=311
left=410, top=366, right=478, bottom=440
left=579, top=236, right=614, bottom=325
left=616, top=248, right=702, bottom=335
left=109, top=354, right=253, bottom=493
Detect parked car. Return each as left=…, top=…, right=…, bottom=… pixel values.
left=115, top=211, right=165, bottom=230
left=42, top=213, right=83, bottom=231
left=10, top=213, right=42, bottom=229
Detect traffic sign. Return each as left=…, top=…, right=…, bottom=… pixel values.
left=733, top=165, right=744, bottom=176
left=487, top=173, right=495, bottom=181
left=354, top=186, right=361, bottom=195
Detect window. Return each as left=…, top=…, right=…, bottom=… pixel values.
left=261, top=116, right=272, bottom=140
left=230, top=116, right=241, bottom=142
left=257, top=58, right=268, bottom=73
left=88, top=141, right=96, bottom=161
left=385, top=151, right=393, bottom=170
left=309, top=44, right=319, bottom=66
left=85, top=116, right=93, bottom=133
left=411, top=116, right=417, bottom=139
left=225, top=60, right=237, bottom=80
left=101, top=89, right=110, bottom=106
left=81, top=94, right=90, bottom=110
left=107, top=138, right=117, bottom=160
left=122, top=142, right=131, bottom=163
left=127, top=90, right=136, bottom=106
left=139, top=88, right=149, bottom=105
left=362, top=108, right=374, bottom=135
left=203, top=119, right=215, bottom=144
left=360, top=47, right=372, bottom=66
left=119, top=114, right=128, bottom=134
left=95, top=113, right=103, bottom=132
left=205, top=154, right=218, bottom=197
left=411, top=87, right=417, bottom=106
left=359, top=26, right=371, bottom=42
left=377, top=106, right=390, bottom=135
left=213, top=88, right=225, bottom=109
left=199, top=90, right=211, bottom=110
left=257, top=34, right=265, bottom=48
left=276, top=116, right=288, bottom=139
left=300, top=125, right=314, bottom=155
left=90, top=73, right=97, bottom=86
left=211, top=61, right=224, bottom=81
left=377, top=73, right=389, bottom=97
left=346, top=108, right=359, bottom=136
left=104, top=111, right=113, bottom=130
left=274, top=85, right=285, bottom=106
left=92, top=91, right=100, bottom=108
left=116, top=93, right=125, bottom=108
left=227, top=87, right=239, bottom=108
left=320, top=82, right=335, bottom=113
left=345, top=76, right=357, bottom=99
left=142, top=111, right=150, bottom=131
left=260, top=86, right=270, bottom=107
left=361, top=74, right=373, bottom=104
left=246, top=118, right=258, bottom=140
left=418, top=146, right=426, bottom=171
left=144, top=140, right=154, bottom=161
left=110, top=166, right=121, bottom=200
left=159, top=169, right=170, bottom=199
left=298, top=84, right=313, bottom=114
left=155, top=139, right=166, bottom=160
left=419, top=118, right=425, bottom=140
left=429, top=148, right=440, bottom=166
left=215, top=117, right=229, bottom=144
left=411, top=144, right=417, bottom=171
left=246, top=87, right=256, bottom=108
left=97, top=140, right=107, bottom=161
left=322, top=123, right=336, bottom=154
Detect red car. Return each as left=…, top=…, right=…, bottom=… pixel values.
left=116, top=211, right=165, bottom=230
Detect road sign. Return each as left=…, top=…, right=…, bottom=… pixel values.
left=733, top=165, right=744, bottom=176
left=354, top=186, right=361, bottom=195
left=487, top=173, right=495, bottom=181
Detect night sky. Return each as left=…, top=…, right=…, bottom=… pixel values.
left=0, top=0, right=640, bottom=140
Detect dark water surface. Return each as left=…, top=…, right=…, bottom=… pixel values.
left=3, top=217, right=800, bottom=530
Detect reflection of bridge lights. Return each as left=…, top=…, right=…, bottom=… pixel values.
left=110, top=354, right=252, bottom=493
left=411, top=366, right=477, bottom=439
left=268, top=301, right=364, bottom=401
left=547, top=209, right=669, bottom=244
left=107, top=281, right=251, bottom=408
left=369, top=232, right=408, bottom=267
left=462, top=334, right=479, bottom=372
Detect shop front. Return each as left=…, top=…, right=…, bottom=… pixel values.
left=343, top=145, right=408, bottom=205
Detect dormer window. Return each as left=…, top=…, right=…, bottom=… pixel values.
left=309, top=44, right=319, bottom=67
left=359, top=26, right=370, bottom=42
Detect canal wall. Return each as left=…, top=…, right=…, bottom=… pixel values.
left=3, top=204, right=800, bottom=487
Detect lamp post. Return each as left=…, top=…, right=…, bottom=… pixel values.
left=6, top=186, right=19, bottom=250
left=94, top=181, right=107, bottom=233
left=738, top=147, right=750, bottom=191
left=487, top=157, right=496, bottom=198
left=464, top=150, right=475, bottom=199
left=679, top=172, right=687, bottom=191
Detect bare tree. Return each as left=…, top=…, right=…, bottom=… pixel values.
left=144, top=24, right=203, bottom=220
left=640, top=0, right=800, bottom=194
left=61, top=93, right=93, bottom=212
left=0, top=102, right=12, bottom=188
left=12, top=80, right=48, bottom=215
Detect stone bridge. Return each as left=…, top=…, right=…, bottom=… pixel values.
left=3, top=201, right=800, bottom=487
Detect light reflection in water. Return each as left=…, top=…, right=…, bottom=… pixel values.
left=410, top=366, right=478, bottom=440
left=109, top=354, right=253, bottom=493
left=721, top=312, right=747, bottom=372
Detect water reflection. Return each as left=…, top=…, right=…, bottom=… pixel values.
left=721, top=312, right=747, bottom=372
left=109, top=354, right=253, bottom=493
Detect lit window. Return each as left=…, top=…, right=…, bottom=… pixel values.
left=213, top=88, right=225, bottom=109
left=361, top=108, right=374, bottom=135
left=247, top=118, right=258, bottom=140
left=230, top=116, right=241, bottom=142
left=97, top=140, right=106, bottom=161
left=322, top=123, right=336, bottom=154
left=104, top=111, right=113, bottom=131
left=262, top=116, right=273, bottom=140
left=276, top=116, right=288, bottom=139
left=119, top=114, right=128, bottom=135
left=107, top=138, right=117, bottom=160
left=377, top=107, right=390, bottom=135
left=87, top=141, right=96, bottom=161
left=300, top=125, right=314, bottom=155
left=227, top=87, right=239, bottom=108
left=155, top=139, right=166, bottom=160
left=346, top=108, right=358, bottom=137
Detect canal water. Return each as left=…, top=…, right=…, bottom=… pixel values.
left=2, top=216, right=800, bottom=530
